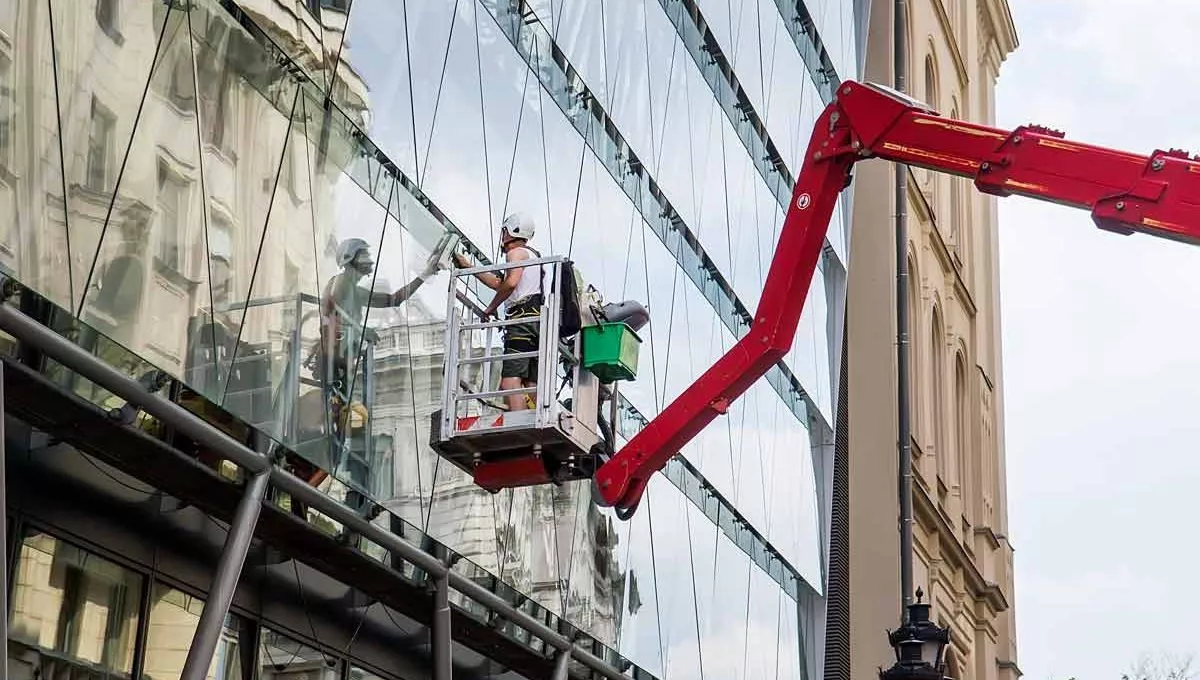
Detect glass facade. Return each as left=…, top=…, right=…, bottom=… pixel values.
left=1, top=0, right=865, bottom=676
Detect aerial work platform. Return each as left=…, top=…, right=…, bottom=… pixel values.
left=430, top=255, right=646, bottom=490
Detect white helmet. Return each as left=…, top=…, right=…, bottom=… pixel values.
left=501, top=212, right=536, bottom=242
left=336, top=237, right=372, bottom=268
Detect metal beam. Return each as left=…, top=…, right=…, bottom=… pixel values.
left=433, top=574, right=452, bottom=680
left=0, top=303, right=631, bottom=680
left=180, top=468, right=270, bottom=680
left=552, top=649, right=572, bottom=680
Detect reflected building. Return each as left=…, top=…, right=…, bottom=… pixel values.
left=1, top=0, right=884, bottom=677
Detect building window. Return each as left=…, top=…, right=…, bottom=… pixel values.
left=930, top=307, right=947, bottom=485
left=195, top=23, right=236, bottom=156
left=924, top=54, right=938, bottom=107
left=86, top=97, right=116, bottom=192
left=0, top=53, right=12, bottom=169
left=168, top=49, right=196, bottom=111
left=955, top=352, right=969, bottom=497
left=906, top=255, right=921, bottom=441
left=279, top=140, right=297, bottom=196
left=8, top=531, right=143, bottom=678
left=949, top=103, right=963, bottom=249
left=208, top=211, right=234, bottom=306
left=95, top=0, right=121, bottom=40
left=157, top=160, right=188, bottom=271
left=143, top=583, right=249, bottom=680
left=322, top=0, right=351, bottom=11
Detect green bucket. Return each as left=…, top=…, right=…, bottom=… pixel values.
left=581, top=322, right=642, bottom=383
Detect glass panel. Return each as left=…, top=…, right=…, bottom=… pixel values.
left=285, top=86, right=391, bottom=497
left=415, top=0, right=501, bottom=252
left=777, top=593, right=804, bottom=680
left=333, top=0, right=417, bottom=177
left=730, top=380, right=772, bottom=531
left=362, top=195, right=451, bottom=520
left=259, top=628, right=340, bottom=680
left=403, top=0, right=459, bottom=188
left=549, top=0, right=608, bottom=108
left=560, top=499, right=627, bottom=651
left=598, top=0, right=653, bottom=171
left=647, top=475, right=701, bottom=678
left=787, top=255, right=831, bottom=420
left=4, top=0, right=73, bottom=311
left=226, top=81, right=322, bottom=445
left=764, top=387, right=822, bottom=588
left=40, top=304, right=167, bottom=415
left=9, top=531, right=143, bottom=678
left=744, top=565, right=781, bottom=679
left=613, top=485, right=663, bottom=676
left=77, top=4, right=216, bottom=397
left=186, top=0, right=298, bottom=405
left=473, top=16, right=534, bottom=252
left=142, top=583, right=250, bottom=680
left=702, top=532, right=753, bottom=679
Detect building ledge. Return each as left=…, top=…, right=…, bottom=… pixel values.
left=914, top=478, right=1009, bottom=614
left=998, top=658, right=1024, bottom=678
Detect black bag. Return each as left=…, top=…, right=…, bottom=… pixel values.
left=526, top=246, right=582, bottom=340
left=557, top=259, right=582, bottom=339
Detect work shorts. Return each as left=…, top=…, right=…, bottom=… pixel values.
left=501, top=294, right=542, bottom=380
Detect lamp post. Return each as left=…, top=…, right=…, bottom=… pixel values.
left=879, top=588, right=951, bottom=680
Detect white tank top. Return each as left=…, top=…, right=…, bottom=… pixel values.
left=508, top=246, right=544, bottom=306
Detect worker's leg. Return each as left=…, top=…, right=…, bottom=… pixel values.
left=520, top=357, right=539, bottom=409
left=500, top=375, right=527, bottom=411
left=500, top=304, right=540, bottom=411
left=499, top=355, right=534, bottom=410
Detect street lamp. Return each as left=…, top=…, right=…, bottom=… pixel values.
left=879, top=588, right=951, bottom=680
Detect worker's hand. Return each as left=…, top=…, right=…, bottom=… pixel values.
left=452, top=252, right=471, bottom=269
left=478, top=307, right=495, bottom=322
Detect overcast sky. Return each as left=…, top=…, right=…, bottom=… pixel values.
left=995, top=1, right=1200, bottom=678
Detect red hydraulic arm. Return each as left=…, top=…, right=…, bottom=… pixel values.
left=585, top=80, right=1200, bottom=517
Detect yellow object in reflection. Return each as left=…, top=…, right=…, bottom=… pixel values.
left=339, top=400, right=370, bottom=431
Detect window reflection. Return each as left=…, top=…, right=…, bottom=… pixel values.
left=258, top=628, right=340, bottom=680
left=8, top=532, right=142, bottom=680
left=142, top=584, right=251, bottom=680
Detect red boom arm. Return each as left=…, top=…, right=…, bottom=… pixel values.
left=585, top=80, right=1200, bottom=515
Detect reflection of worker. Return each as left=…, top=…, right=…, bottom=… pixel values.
left=453, top=213, right=544, bottom=411
left=318, top=237, right=440, bottom=384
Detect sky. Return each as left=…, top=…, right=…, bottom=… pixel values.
left=995, top=1, right=1200, bottom=678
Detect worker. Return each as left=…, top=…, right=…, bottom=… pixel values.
left=316, top=237, right=441, bottom=386
left=304, top=237, right=441, bottom=493
left=453, top=213, right=545, bottom=412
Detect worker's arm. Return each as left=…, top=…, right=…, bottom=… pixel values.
left=452, top=251, right=510, bottom=292
left=482, top=248, right=528, bottom=317
left=452, top=250, right=527, bottom=313
left=386, top=259, right=443, bottom=306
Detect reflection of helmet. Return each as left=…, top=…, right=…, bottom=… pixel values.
left=337, top=238, right=371, bottom=267
left=501, top=212, right=536, bottom=242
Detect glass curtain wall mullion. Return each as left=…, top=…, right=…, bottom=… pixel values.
left=474, top=0, right=833, bottom=440
left=766, top=0, right=841, bottom=105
